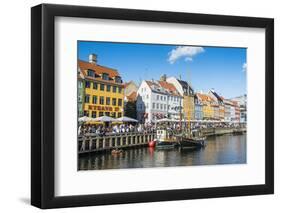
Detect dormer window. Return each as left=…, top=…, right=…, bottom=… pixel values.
left=102, top=73, right=109, bottom=80
left=87, top=69, right=94, bottom=77
left=115, top=76, right=122, bottom=83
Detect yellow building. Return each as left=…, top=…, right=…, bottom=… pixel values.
left=196, top=93, right=214, bottom=120
left=78, top=54, right=124, bottom=118
left=183, top=96, right=195, bottom=120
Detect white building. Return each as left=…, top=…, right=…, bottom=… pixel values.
left=137, top=80, right=183, bottom=123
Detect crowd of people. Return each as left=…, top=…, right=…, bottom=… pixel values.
left=78, top=123, right=155, bottom=136
left=78, top=121, right=246, bottom=137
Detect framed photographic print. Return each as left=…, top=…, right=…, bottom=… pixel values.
left=31, top=3, right=274, bottom=209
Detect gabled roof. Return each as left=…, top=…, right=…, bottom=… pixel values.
left=178, top=79, right=193, bottom=90
left=196, top=93, right=214, bottom=102
left=126, top=91, right=137, bottom=101
left=210, top=90, right=223, bottom=102
left=78, top=60, right=120, bottom=79
left=145, top=80, right=181, bottom=96
left=158, top=81, right=180, bottom=96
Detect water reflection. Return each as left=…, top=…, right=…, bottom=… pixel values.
left=78, top=134, right=246, bottom=170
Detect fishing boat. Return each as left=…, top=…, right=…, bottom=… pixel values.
left=177, top=132, right=206, bottom=149
left=155, top=129, right=178, bottom=149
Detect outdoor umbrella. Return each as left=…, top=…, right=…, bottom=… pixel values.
left=78, top=116, right=92, bottom=122
left=92, top=115, right=117, bottom=122
left=116, top=116, right=138, bottom=123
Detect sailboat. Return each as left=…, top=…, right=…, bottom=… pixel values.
left=177, top=69, right=206, bottom=149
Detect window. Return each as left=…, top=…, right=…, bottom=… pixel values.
left=93, top=82, right=98, bottom=89
left=146, top=94, right=149, bottom=99
left=85, top=81, right=91, bottom=88
left=84, top=111, right=89, bottom=116
left=113, top=86, right=117, bottom=93
left=92, top=111, right=97, bottom=118
left=157, top=95, right=159, bottom=100
left=106, top=85, right=111, bottom=92
left=156, top=103, right=159, bottom=109
left=164, top=104, right=166, bottom=110
left=115, top=76, right=122, bottom=83
left=163, top=96, right=166, bottom=101
left=153, top=103, right=155, bottom=109
left=93, top=96, right=98, bottom=104
left=100, top=96, right=104, bottom=105
left=112, top=98, right=117, bottom=106
left=99, top=112, right=104, bottom=117
left=118, top=99, right=122, bottom=106
left=118, top=87, right=122, bottom=93
left=84, top=95, right=90, bottom=103
left=87, top=69, right=94, bottom=77
left=102, top=73, right=109, bottom=80
left=106, top=97, right=110, bottom=105
left=111, top=112, right=116, bottom=118
left=105, top=112, right=110, bottom=116
left=160, top=104, right=163, bottom=110
left=117, top=112, right=122, bottom=118
left=100, top=84, right=105, bottom=91
left=78, top=81, right=83, bottom=88
left=160, top=96, right=163, bottom=101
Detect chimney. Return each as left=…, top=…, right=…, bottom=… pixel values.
left=89, top=54, right=97, bottom=65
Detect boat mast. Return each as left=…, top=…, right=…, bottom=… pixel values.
left=187, top=67, right=191, bottom=137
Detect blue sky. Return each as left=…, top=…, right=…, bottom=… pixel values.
left=78, top=41, right=246, bottom=98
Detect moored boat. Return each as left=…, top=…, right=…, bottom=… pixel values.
left=155, top=129, right=178, bottom=149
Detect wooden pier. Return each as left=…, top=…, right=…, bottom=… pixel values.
left=78, top=132, right=155, bottom=154
left=78, top=127, right=246, bottom=154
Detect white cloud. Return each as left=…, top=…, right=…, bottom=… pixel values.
left=168, top=46, right=204, bottom=64
left=242, top=62, right=247, bottom=72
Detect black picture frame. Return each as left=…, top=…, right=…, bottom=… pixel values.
left=31, top=3, right=274, bottom=209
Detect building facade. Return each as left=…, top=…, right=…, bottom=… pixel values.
left=209, top=89, right=225, bottom=120
left=78, top=54, right=124, bottom=118
left=166, top=76, right=195, bottom=120
left=196, top=93, right=215, bottom=120
left=124, top=81, right=138, bottom=119
left=136, top=79, right=183, bottom=123
left=223, top=99, right=232, bottom=121
left=77, top=71, right=85, bottom=117
left=231, top=95, right=247, bottom=122
left=194, top=94, right=203, bottom=120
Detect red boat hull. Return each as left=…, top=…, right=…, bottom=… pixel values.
left=148, top=140, right=156, bottom=147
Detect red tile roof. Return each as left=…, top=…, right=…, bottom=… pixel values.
left=196, top=93, right=214, bottom=102
left=78, top=60, right=120, bottom=79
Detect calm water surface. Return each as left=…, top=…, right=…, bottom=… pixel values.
left=78, top=134, right=246, bottom=170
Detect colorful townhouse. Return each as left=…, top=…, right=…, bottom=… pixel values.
left=231, top=95, right=247, bottom=122
left=124, top=81, right=138, bottom=119
left=194, top=94, right=203, bottom=120
left=196, top=93, right=214, bottom=120
left=136, top=77, right=183, bottom=123
left=166, top=76, right=195, bottom=120
left=77, top=71, right=85, bottom=117
left=209, top=89, right=225, bottom=121
left=78, top=54, right=124, bottom=118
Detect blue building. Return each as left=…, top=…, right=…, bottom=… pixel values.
left=194, top=94, right=203, bottom=120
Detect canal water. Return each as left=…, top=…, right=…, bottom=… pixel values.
left=78, top=134, right=246, bottom=170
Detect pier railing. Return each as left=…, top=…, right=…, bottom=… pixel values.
left=78, top=132, right=156, bottom=154
left=78, top=127, right=246, bottom=154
